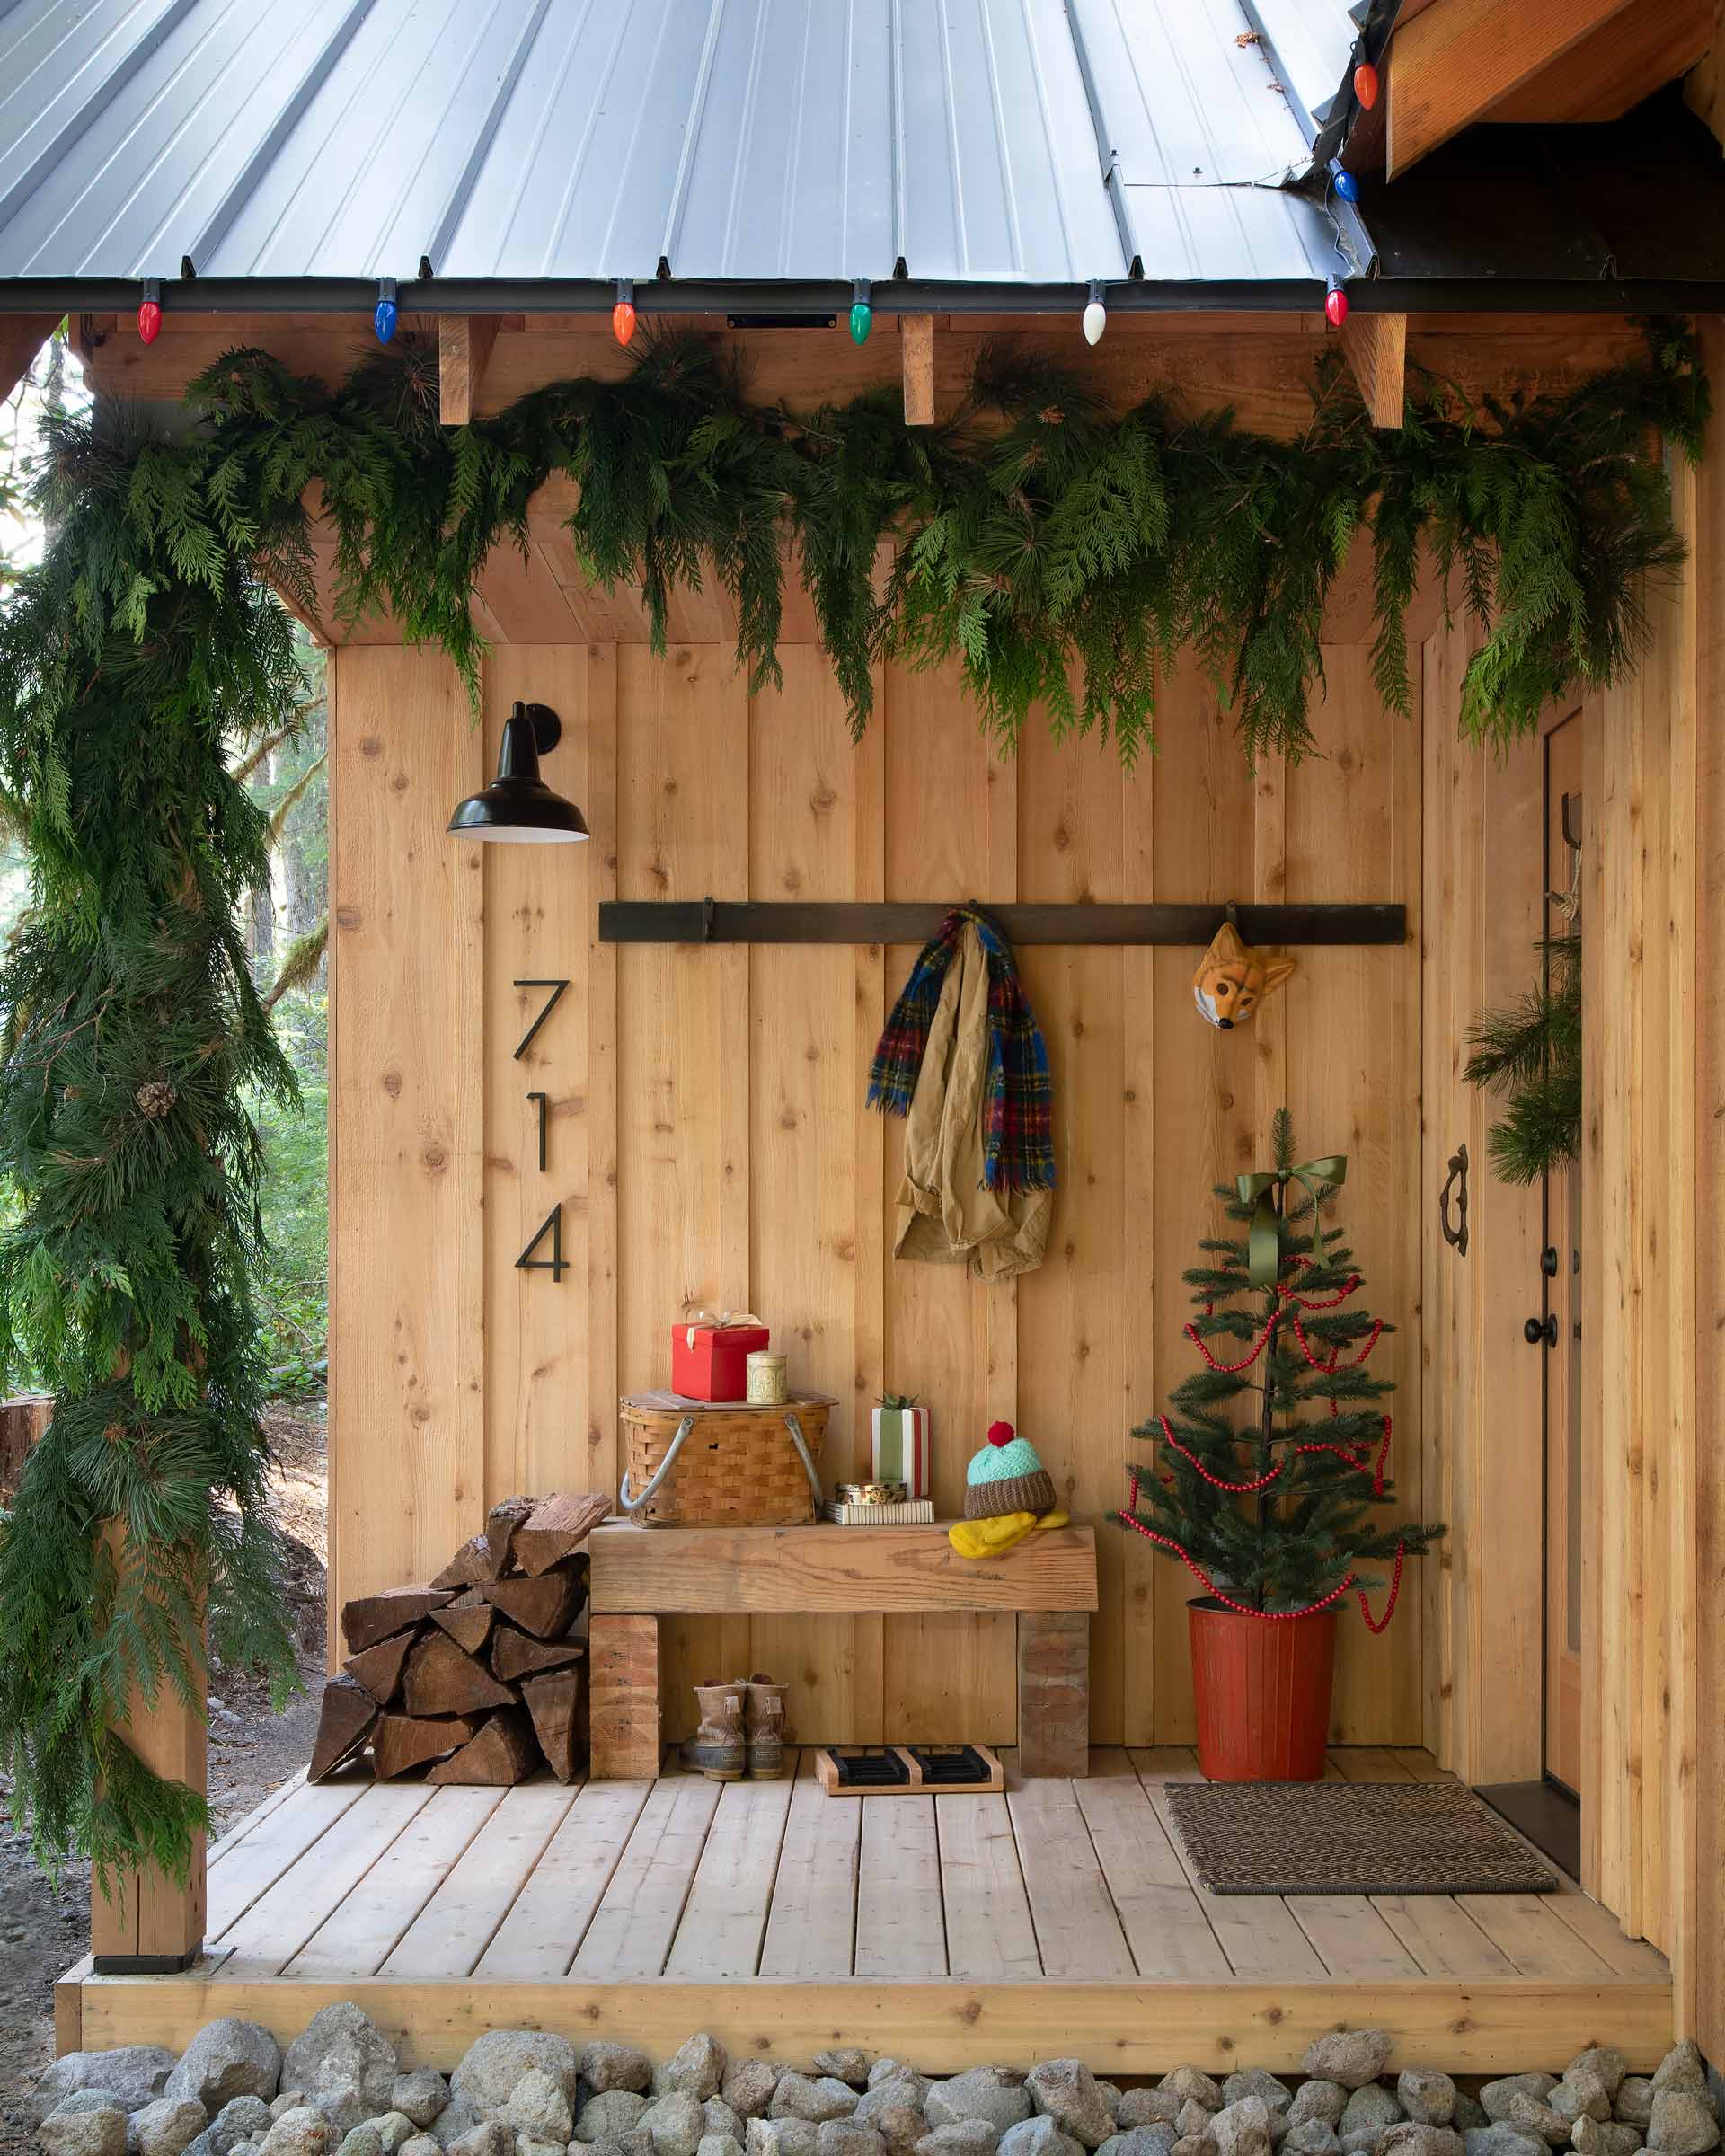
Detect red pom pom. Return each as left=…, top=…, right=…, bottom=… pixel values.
left=1354, top=60, right=1378, bottom=109
left=986, top=1419, right=1014, bottom=1447
left=137, top=299, right=162, bottom=346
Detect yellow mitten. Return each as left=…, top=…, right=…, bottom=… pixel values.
left=948, top=1507, right=1070, bottom=1560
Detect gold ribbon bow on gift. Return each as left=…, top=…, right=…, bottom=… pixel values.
left=683, top=1308, right=765, bottom=1348
left=1235, top=1158, right=1347, bottom=1288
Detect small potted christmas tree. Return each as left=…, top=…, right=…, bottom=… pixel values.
left=1118, top=1110, right=1444, bottom=1780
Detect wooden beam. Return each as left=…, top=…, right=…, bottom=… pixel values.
left=1017, top=1611, right=1092, bottom=1776
left=588, top=1613, right=660, bottom=1779
left=0, top=314, right=56, bottom=407
left=902, top=314, right=935, bottom=426
left=1491, top=0, right=1712, bottom=120
left=1387, top=0, right=1636, bottom=175
left=1340, top=313, right=1407, bottom=428
left=438, top=316, right=501, bottom=426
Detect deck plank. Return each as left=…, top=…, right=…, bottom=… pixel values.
left=1005, top=1762, right=1135, bottom=1980
left=1329, top=1748, right=1419, bottom=1782
left=855, top=1796, right=946, bottom=1978
left=939, top=1793, right=1042, bottom=1979
left=1372, top=1893, right=1519, bottom=1977
left=1130, top=1748, right=1327, bottom=1980
left=571, top=1772, right=723, bottom=1980
left=1073, top=1753, right=1230, bottom=1980
left=1456, top=1892, right=1615, bottom=1978
left=216, top=1784, right=437, bottom=1977
left=206, top=1778, right=371, bottom=1938
left=666, top=1763, right=799, bottom=1979
left=288, top=1788, right=507, bottom=1978
left=759, top=1758, right=859, bottom=1980
left=208, top=1770, right=308, bottom=1867
left=381, top=1781, right=578, bottom=1978
left=474, top=1779, right=654, bottom=1979
left=1286, top=1894, right=1423, bottom=1979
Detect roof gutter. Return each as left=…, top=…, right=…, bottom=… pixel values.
left=11, top=275, right=1725, bottom=318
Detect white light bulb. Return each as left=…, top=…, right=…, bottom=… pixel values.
left=1082, top=297, right=1106, bottom=346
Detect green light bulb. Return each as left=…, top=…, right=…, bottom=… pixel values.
left=849, top=299, right=872, bottom=345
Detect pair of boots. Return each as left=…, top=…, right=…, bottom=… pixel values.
left=681, top=1673, right=786, bottom=1781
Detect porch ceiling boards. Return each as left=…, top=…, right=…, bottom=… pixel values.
left=62, top=1746, right=1672, bottom=2074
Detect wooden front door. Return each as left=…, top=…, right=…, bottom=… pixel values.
left=1543, top=713, right=1583, bottom=1797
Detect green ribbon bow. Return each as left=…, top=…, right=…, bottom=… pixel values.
left=1236, top=1155, right=1348, bottom=1288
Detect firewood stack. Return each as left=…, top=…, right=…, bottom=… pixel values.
left=309, top=1491, right=609, bottom=1787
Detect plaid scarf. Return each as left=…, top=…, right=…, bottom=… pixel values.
left=868, top=903, right=1056, bottom=1194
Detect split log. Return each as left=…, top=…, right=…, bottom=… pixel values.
left=403, top=1629, right=516, bottom=1717
left=482, top=1562, right=585, bottom=1639
left=372, top=1710, right=479, bottom=1780
left=513, top=1491, right=609, bottom=1576
left=342, top=1630, right=416, bottom=1705
left=482, top=1497, right=535, bottom=1578
left=310, top=1677, right=376, bottom=1780
left=491, top=1626, right=586, bottom=1684
left=522, top=1666, right=585, bottom=1783
left=341, top=1585, right=454, bottom=1654
left=430, top=1588, right=494, bottom=1657
left=428, top=1707, right=539, bottom=1784
left=430, top=1536, right=491, bottom=1591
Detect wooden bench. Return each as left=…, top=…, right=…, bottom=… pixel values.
left=587, top=1520, right=1099, bottom=1779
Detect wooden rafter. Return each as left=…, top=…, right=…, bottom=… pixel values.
left=901, top=313, right=935, bottom=426
left=438, top=315, right=501, bottom=425
left=1340, top=312, right=1407, bottom=429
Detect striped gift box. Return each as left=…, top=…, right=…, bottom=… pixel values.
left=871, top=1402, right=931, bottom=1498
left=825, top=1498, right=936, bottom=1527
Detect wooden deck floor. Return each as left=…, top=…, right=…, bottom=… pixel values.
left=64, top=1748, right=1673, bottom=2075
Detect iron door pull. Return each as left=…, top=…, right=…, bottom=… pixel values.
left=1524, top=1313, right=1559, bottom=1347
left=1438, top=1144, right=1469, bottom=1256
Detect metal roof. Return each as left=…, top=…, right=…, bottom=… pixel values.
left=0, top=0, right=1367, bottom=288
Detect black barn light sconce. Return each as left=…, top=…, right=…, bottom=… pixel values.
left=447, top=701, right=588, bottom=843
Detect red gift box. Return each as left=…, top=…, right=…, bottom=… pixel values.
left=672, top=1310, right=771, bottom=1402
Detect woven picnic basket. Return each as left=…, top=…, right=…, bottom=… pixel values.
left=618, top=1390, right=834, bottom=1527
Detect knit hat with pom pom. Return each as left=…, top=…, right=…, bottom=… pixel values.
left=963, top=1420, right=1057, bottom=1520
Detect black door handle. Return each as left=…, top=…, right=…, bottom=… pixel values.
left=1524, top=1314, right=1558, bottom=1347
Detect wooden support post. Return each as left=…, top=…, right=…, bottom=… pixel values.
left=902, top=314, right=935, bottom=427
left=1017, top=1610, right=1091, bottom=1777
left=589, top=1613, right=661, bottom=1778
left=438, top=316, right=502, bottom=427
left=88, top=1530, right=207, bottom=1973
left=0, top=314, right=57, bottom=407
left=0, top=1391, right=52, bottom=1504
left=1340, top=313, right=1408, bottom=429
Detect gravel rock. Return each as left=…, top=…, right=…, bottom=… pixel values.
left=370, top=2116, right=415, bottom=2155
left=426, top=2097, right=480, bottom=2153
left=1573, top=2124, right=1644, bottom=2156
left=1652, top=2059, right=1708, bottom=2106
left=873, top=2109, right=928, bottom=2156
left=586, top=2054, right=657, bottom=2099
left=1098, top=2131, right=1176, bottom=2156
left=642, top=2094, right=709, bottom=2156
left=926, top=2082, right=1032, bottom=2139
left=1616, top=2096, right=1657, bottom=2134
left=860, top=2084, right=932, bottom=2124
left=1552, top=2084, right=1613, bottom=2130
left=1163, top=2083, right=1224, bottom=2119
left=1283, top=2127, right=1341, bottom=2156
left=1482, top=2092, right=1561, bottom=2130
left=42, top=2114, right=131, bottom=2156
left=666, top=2044, right=730, bottom=2104
left=1500, top=2099, right=1570, bottom=2149
left=332, top=2128, right=380, bottom=2156
left=213, top=2100, right=277, bottom=2155
left=282, top=2008, right=398, bottom=2136
left=169, top=2025, right=284, bottom=2114
left=998, top=2122, right=1084, bottom=2156
left=1119, top=2099, right=1183, bottom=2134
left=1288, top=2097, right=1349, bottom=2134
left=748, top=2123, right=819, bottom=2156
left=1211, top=2101, right=1274, bottom=2156
left=396, top=2138, right=439, bottom=2156
left=55, top=2097, right=132, bottom=2122
left=725, top=2072, right=785, bottom=2125
left=1381, top=2131, right=1463, bottom=2156
left=1027, top=2063, right=1116, bottom=2152
left=1303, top=2041, right=1393, bottom=2096
left=772, top=2085, right=861, bottom=2127
left=1340, top=2095, right=1402, bottom=2143
left=393, top=2080, right=450, bottom=2134
left=1465, top=2130, right=1549, bottom=2156
left=457, top=2037, right=583, bottom=2122
left=1172, top=2134, right=1217, bottom=2156
left=818, top=2125, right=886, bottom=2156
left=516, top=2140, right=564, bottom=2156
left=39, top=2053, right=179, bottom=2123
left=1225, top=2082, right=1291, bottom=2121
left=504, top=2073, right=575, bottom=2149
left=1177, top=2111, right=1216, bottom=2143
left=700, top=2140, right=745, bottom=2156
left=270, top=2100, right=307, bottom=2124
left=1098, top=2098, right=1124, bottom=2131
left=1397, top=2080, right=1457, bottom=2130
left=817, top=2063, right=875, bottom=2095
left=443, top=2127, right=511, bottom=2156
left=870, top=2076, right=911, bottom=2095
left=705, top=2104, right=747, bottom=2144
left=915, top=2128, right=1002, bottom=2156
left=130, top=2099, right=212, bottom=2156
left=1453, top=2110, right=1486, bottom=2138
left=1569, top=2065, right=1630, bottom=2107
left=580, top=2099, right=655, bottom=2144
left=259, top=2108, right=335, bottom=2156
left=1647, top=2099, right=1719, bottom=2156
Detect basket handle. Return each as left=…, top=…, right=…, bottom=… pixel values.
left=618, top=1407, right=826, bottom=1515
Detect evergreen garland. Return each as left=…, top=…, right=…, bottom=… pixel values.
left=0, top=318, right=1704, bottom=1886
left=1464, top=938, right=1582, bottom=1184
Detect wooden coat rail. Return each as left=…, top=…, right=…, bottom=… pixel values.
left=598, top=901, right=1407, bottom=946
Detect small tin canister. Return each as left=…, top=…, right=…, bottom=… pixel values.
left=747, top=1349, right=790, bottom=1405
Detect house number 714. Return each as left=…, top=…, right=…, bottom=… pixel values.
left=513, top=978, right=571, bottom=1282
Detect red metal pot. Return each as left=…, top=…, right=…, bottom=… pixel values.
left=1187, top=1595, right=1339, bottom=1780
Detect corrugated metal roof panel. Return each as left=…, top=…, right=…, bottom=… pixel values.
left=0, top=0, right=1360, bottom=287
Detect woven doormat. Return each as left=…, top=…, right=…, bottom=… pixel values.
left=1163, top=1779, right=1559, bottom=1895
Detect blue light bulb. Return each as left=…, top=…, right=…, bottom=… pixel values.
left=1331, top=163, right=1360, bottom=206
left=375, top=278, right=399, bottom=346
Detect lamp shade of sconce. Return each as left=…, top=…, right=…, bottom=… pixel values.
left=447, top=702, right=589, bottom=843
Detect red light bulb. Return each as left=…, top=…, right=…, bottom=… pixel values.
left=613, top=299, right=636, bottom=347
left=137, top=298, right=162, bottom=345
left=1324, top=284, right=1349, bottom=329
left=1354, top=61, right=1379, bottom=108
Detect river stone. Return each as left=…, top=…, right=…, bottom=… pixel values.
left=130, top=2099, right=212, bottom=2156
left=170, top=2024, right=284, bottom=2114
left=1163, top=2084, right=1224, bottom=2119
left=916, top=2128, right=1001, bottom=2156
left=1648, top=2099, right=1719, bottom=2156
left=503, top=2073, right=574, bottom=2149
left=426, top=2096, right=479, bottom=2152
left=643, top=2094, right=708, bottom=2156
left=333, top=2127, right=380, bottom=2156
left=43, top=2115, right=131, bottom=2156
left=442, top=2128, right=511, bottom=2156
left=1398, top=2080, right=1457, bottom=2130
left=56, top=2098, right=132, bottom=2122
left=214, top=2101, right=277, bottom=2156
left=700, top=2140, right=745, bottom=2156
left=259, top=2109, right=334, bottom=2156
left=1482, top=2092, right=1561, bottom=2130
left=586, top=2053, right=656, bottom=2099
left=873, top=2108, right=929, bottom=2156
left=1653, top=2056, right=1707, bottom=2104
left=618, top=2132, right=655, bottom=2156
left=39, top=2053, right=179, bottom=2123
left=1552, top=2083, right=1613, bottom=2130
left=581, top=2099, right=655, bottom=2144
left=748, top=2124, right=818, bottom=2156
left=772, top=2084, right=860, bottom=2127
left=1119, top=2099, right=1183, bottom=2134
left=1098, top=2128, right=1177, bottom=2156
left=270, top=2100, right=307, bottom=2124
left=1098, top=2098, right=1124, bottom=2131
left=1616, top=2096, right=1657, bottom=2134
left=1178, top=2111, right=1216, bottom=2143
left=999, top=2122, right=1084, bottom=2156
left=1284, top=2127, right=1341, bottom=2156
left=518, top=2141, right=565, bottom=2156
left=1382, top=2129, right=1463, bottom=2156
left=282, top=2008, right=397, bottom=2137
left=1570, top=2065, right=1630, bottom=2107
left=1028, top=2063, right=1116, bottom=2152
left=1574, top=2124, right=1645, bottom=2156
left=460, top=2037, right=582, bottom=2120
left=1172, top=2134, right=1217, bottom=2156
left=818, top=2125, right=887, bottom=2156
left=817, top=2063, right=875, bottom=2095
left=396, top=2139, right=438, bottom=2156
left=931, top=2082, right=1032, bottom=2140
left=1466, top=2130, right=1548, bottom=2156
left=1304, top=2041, right=1393, bottom=2096
left=663, top=2044, right=729, bottom=2105
left=861, top=2083, right=932, bottom=2124
left=1289, top=2096, right=1349, bottom=2134
left=705, top=2104, right=746, bottom=2145
left=370, top=2117, right=415, bottom=2156
left=1225, top=2082, right=1292, bottom=2120
left=725, top=2072, right=784, bottom=2125
left=1501, top=2099, right=1571, bottom=2149
left=391, top=2078, right=448, bottom=2134
left=1340, top=2096, right=1402, bottom=2143
left=1211, top=2101, right=1273, bottom=2156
